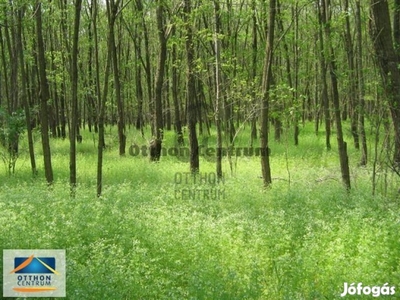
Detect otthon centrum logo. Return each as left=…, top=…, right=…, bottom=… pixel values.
left=3, top=249, right=66, bottom=297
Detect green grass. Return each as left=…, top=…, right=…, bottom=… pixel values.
left=0, top=122, right=399, bottom=299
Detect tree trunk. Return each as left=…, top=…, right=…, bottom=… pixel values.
left=343, top=0, right=359, bottom=150
left=135, top=0, right=153, bottom=135
left=17, top=8, right=37, bottom=176
left=6, top=4, right=18, bottom=115
left=323, top=0, right=351, bottom=190
left=0, top=28, right=10, bottom=111
left=164, top=64, right=171, bottom=131
left=184, top=0, right=199, bottom=173
left=35, top=1, right=53, bottom=184
left=135, top=34, right=144, bottom=137
left=250, top=0, right=257, bottom=148
left=95, top=0, right=111, bottom=197
left=87, top=5, right=98, bottom=134
left=356, top=0, right=367, bottom=166
left=317, top=1, right=331, bottom=150
left=214, top=0, right=223, bottom=179
left=150, top=0, right=167, bottom=161
left=106, top=0, right=126, bottom=156
left=70, top=0, right=83, bottom=192
left=171, top=27, right=183, bottom=145
left=260, top=0, right=276, bottom=187
left=370, top=0, right=400, bottom=165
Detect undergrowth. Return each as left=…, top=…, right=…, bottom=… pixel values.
left=0, top=123, right=399, bottom=299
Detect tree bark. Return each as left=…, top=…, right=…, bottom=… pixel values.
left=323, top=0, right=351, bottom=190
left=106, top=0, right=126, bottom=156
left=171, top=27, right=183, bottom=145
left=355, top=0, right=367, bottom=166
left=370, top=0, right=400, bottom=165
left=70, top=0, right=83, bottom=191
left=316, top=1, right=331, bottom=150
left=260, top=0, right=276, bottom=187
left=35, top=1, right=53, bottom=184
left=135, top=34, right=144, bottom=137
left=150, top=0, right=167, bottom=161
left=250, top=0, right=257, bottom=148
left=214, top=0, right=223, bottom=179
left=17, top=8, right=37, bottom=176
left=95, top=0, right=111, bottom=197
left=184, top=0, right=199, bottom=173
left=343, top=0, right=359, bottom=150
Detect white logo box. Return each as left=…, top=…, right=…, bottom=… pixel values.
left=3, top=249, right=66, bottom=298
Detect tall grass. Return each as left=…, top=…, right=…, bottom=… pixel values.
left=0, top=122, right=399, bottom=299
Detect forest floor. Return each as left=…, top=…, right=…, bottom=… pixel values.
left=0, top=122, right=399, bottom=299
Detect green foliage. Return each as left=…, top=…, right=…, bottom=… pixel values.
left=0, top=124, right=399, bottom=299
left=0, top=107, right=25, bottom=174
left=0, top=108, right=25, bottom=145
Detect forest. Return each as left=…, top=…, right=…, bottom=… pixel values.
left=0, top=0, right=400, bottom=299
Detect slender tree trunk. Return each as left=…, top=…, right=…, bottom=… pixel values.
left=6, top=5, right=19, bottom=161
left=49, top=29, right=58, bottom=139
left=317, top=1, right=331, bottom=150
left=165, top=68, right=171, bottom=131
left=17, top=8, right=37, bottom=176
left=276, top=0, right=299, bottom=145
left=293, top=4, right=300, bottom=146
left=70, top=0, right=83, bottom=192
left=184, top=0, right=199, bottom=173
left=95, top=0, right=111, bottom=197
left=394, top=0, right=400, bottom=59
left=260, top=0, right=276, bottom=187
left=214, top=0, right=223, bottom=179
left=343, top=0, right=359, bottom=150
left=135, top=0, right=152, bottom=134
left=323, top=0, right=351, bottom=190
left=196, top=78, right=204, bottom=136
left=135, top=34, right=144, bottom=136
left=87, top=5, right=98, bottom=134
left=6, top=4, right=18, bottom=115
left=250, top=0, right=257, bottom=147
left=97, top=57, right=111, bottom=196
left=356, top=0, right=367, bottom=166
left=150, top=0, right=167, bottom=161
left=59, top=0, right=68, bottom=140
left=35, top=1, right=53, bottom=184
left=106, top=0, right=126, bottom=156
left=171, top=27, right=183, bottom=145
left=0, top=28, right=10, bottom=111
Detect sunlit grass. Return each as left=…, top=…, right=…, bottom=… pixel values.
left=0, top=122, right=399, bottom=299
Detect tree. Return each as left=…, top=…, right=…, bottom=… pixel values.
left=184, top=0, right=199, bottom=173
left=17, top=6, right=37, bottom=176
left=321, top=0, right=351, bottom=190
left=370, top=0, right=400, bottom=166
left=70, top=0, right=83, bottom=192
left=150, top=0, right=168, bottom=161
left=355, top=0, right=367, bottom=166
left=343, top=0, right=359, bottom=149
left=171, top=26, right=184, bottom=145
left=213, top=0, right=223, bottom=180
left=260, top=0, right=276, bottom=187
left=94, top=0, right=112, bottom=197
left=316, top=0, right=331, bottom=150
left=106, top=0, right=126, bottom=156
left=35, top=1, right=53, bottom=184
